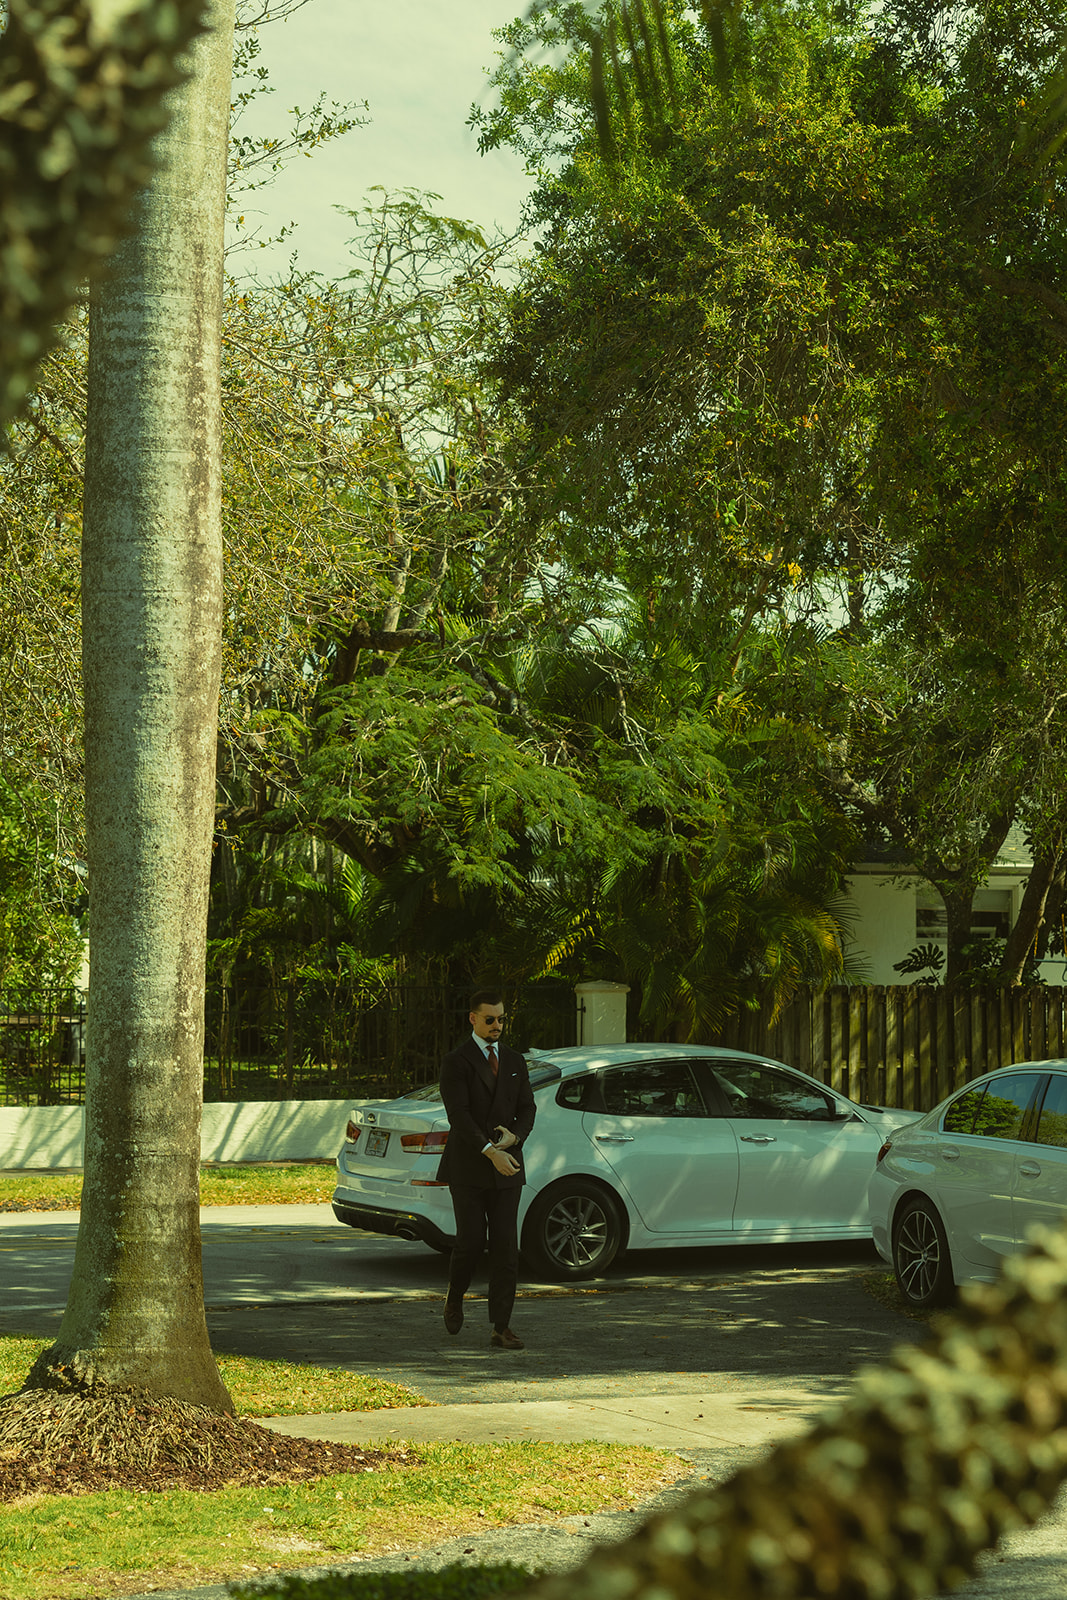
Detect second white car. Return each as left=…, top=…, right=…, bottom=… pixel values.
left=869, top=1060, right=1067, bottom=1308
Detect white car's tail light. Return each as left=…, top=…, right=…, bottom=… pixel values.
left=403, top=1129, right=449, bottom=1185
left=400, top=1131, right=449, bottom=1153
left=876, top=1140, right=893, bottom=1164
left=345, top=1119, right=361, bottom=1143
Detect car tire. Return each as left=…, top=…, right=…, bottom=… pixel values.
left=892, top=1195, right=955, bottom=1309
left=521, top=1179, right=625, bottom=1281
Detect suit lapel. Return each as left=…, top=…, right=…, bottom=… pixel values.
left=464, top=1038, right=497, bottom=1094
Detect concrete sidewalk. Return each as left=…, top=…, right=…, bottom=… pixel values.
left=261, top=1385, right=828, bottom=1450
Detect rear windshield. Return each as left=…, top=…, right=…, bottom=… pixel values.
left=399, top=1061, right=562, bottom=1099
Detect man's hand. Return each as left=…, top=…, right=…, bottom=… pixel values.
left=486, top=1145, right=520, bottom=1176
left=493, top=1126, right=518, bottom=1150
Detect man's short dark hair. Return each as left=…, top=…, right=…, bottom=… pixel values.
left=469, top=988, right=503, bottom=1012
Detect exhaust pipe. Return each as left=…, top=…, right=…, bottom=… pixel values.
left=395, top=1226, right=419, bottom=1240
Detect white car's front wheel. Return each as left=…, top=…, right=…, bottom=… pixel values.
left=892, top=1195, right=955, bottom=1309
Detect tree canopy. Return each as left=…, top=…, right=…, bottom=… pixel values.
left=479, top=0, right=1067, bottom=985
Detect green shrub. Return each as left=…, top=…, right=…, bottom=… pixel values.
left=230, top=1559, right=540, bottom=1600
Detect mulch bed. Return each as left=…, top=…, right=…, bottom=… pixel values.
left=0, top=1386, right=416, bottom=1500
left=0, top=1197, right=80, bottom=1212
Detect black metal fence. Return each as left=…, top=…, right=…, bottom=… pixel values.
left=0, top=982, right=578, bottom=1106
left=202, top=979, right=577, bottom=1101
left=0, top=991, right=86, bottom=1106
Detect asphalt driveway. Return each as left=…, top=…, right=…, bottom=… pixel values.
left=0, top=1202, right=915, bottom=1404
left=202, top=1252, right=914, bottom=1404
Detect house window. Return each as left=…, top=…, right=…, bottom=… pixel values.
left=915, top=888, right=946, bottom=942
left=971, top=889, right=1013, bottom=942
left=915, top=887, right=1012, bottom=944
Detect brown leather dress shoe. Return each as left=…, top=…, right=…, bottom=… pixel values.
left=490, top=1327, right=524, bottom=1350
left=443, top=1300, right=463, bottom=1335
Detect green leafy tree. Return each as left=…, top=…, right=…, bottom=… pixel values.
left=482, top=0, right=928, bottom=648
left=0, top=774, right=83, bottom=990
left=0, top=4, right=368, bottom=957
left=814, top=0, right=1067, bottom=982
left=291, top=599, right=857, bottom=1033
left=486, top=0, right=1067, bottom=986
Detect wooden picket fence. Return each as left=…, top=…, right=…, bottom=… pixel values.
left=709, top=986, right=1067, bottom=1114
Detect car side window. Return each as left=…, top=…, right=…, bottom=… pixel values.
left=557, top=1076, right=597, bottom=1110
left=1035, top=1075, right=1067, bottom=1148
left=712, top=1060, right=836, bottom=1121
left=598, top=1062, right=707, bottom=1118
left=942, top=1087, right=986, bottom=1134
left=949, top=1073, right=1042, bottom=1141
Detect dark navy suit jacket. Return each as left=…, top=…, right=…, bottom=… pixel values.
left=436, top=1038, right=536, bottom=1190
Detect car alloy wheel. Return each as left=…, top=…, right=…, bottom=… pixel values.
left=892, top=1195, right=955, bottom=1309
left=522, top=1178, right=625, bottom=1280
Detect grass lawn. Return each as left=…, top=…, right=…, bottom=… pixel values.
left=0, top=1163, right=337, bottom=1211
left=0, top=1340, right=429, bottom=1417
left=0, top=1337, right=687, bottom=1600
left=0, top=1439, right=685, bottom=1600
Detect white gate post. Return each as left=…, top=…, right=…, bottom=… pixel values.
left=575, top=981, right=630, bottom=1045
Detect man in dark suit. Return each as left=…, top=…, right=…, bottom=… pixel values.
left=436, top=988, right=536, bottom=1349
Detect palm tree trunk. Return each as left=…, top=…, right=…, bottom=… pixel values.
left=31, top=0, right=236, bottom=1409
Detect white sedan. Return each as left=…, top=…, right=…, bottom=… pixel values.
left=868, top=1060, right=1067, bottom=1308
left=332, top=1044, right=920, bottom=1279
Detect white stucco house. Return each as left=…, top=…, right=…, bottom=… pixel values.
left=840, top=832, right=1067, bottom=986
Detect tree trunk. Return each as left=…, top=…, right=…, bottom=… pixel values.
left=942, top=883, right=976, bottom=988
left=1038, top=864, right=1067, bottom=965
left=999, top=842, right=1065, bottom=986
left=31, top=0, right=236, bottom=1409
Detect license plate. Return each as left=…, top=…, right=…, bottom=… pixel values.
left=365, top=1129, right=390, bottom=1158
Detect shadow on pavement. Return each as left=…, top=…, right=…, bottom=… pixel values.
left=0, top=1238, right=924, bottom=1408
left=202, top=1267, right=924, bottom=1405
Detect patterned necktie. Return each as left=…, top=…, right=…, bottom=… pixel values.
left=487, top=1044, right=498, bottom=1077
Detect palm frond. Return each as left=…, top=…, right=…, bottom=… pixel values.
left=1021, top=42, right=1067, bottom=170
left=519, top=0, right=745, bottom=155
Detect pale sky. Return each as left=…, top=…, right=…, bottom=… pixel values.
left=229, top=0, right=535, bottom=279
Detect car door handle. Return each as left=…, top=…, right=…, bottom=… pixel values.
left=740, top=1135, right=777, bottom=1144
left=595, top=1135, right=634, bottom=1143
left=1018, top=1161, right=1041, bottom=1177
left=941, top=1147, right=960, bottom=1162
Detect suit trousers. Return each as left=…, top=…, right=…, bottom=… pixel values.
left=447, top=1183, right=521, bottom=1330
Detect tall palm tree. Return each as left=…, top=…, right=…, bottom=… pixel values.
left=30, top=0, right=236, bottom=1410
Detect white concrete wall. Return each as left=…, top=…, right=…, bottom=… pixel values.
left=841, top=873, right=919, bottom=985
left=842, top=867, right=1067, bottom=986
left=0, top=1100, right=351, bottom=1170
left=0, top=1105, right=86, bottom=1169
